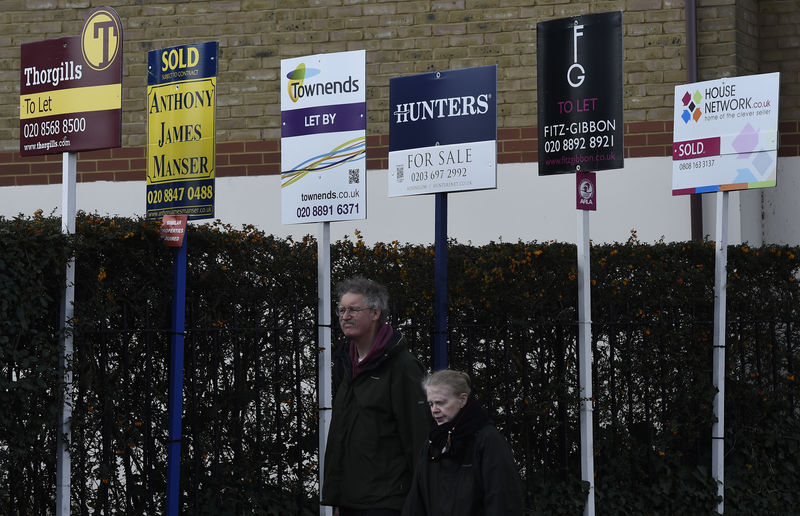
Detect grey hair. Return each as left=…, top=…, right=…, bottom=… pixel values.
left=422, top=369, right=472, bottom=397
left=335, top=276, right=390, bottom=323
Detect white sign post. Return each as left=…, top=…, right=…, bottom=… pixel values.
left=280, top=50, right=366, bottom=516
left=56, top=151, right=76, bottom=516
left=712, top=190, right=728, bottom=514
left=576, top=206, right=594, bottom=516
left=538, top=12, right=624, bottom=515
left=316, top=222, right=333, bottom=516
left=672, top=72, right=780, bottom=514
left=20, top=8, right=124, bottom=515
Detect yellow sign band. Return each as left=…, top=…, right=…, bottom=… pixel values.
left=20, top=83, right=121, bottom=119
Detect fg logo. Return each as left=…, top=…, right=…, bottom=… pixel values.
left=81, top=7, right=122, bottom=71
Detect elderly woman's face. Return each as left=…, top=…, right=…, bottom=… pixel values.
left=426, top=385, right=467, bottom=425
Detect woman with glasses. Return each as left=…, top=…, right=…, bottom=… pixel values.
left=402, top=369, right=524, bottom=516
left=322, top=277, right=432, bottom=516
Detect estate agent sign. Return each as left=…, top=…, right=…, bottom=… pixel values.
left=20, top=7, right=123, bottom=156
left=146, top=42, right=218, bottom=220
left=537, top=11, right=624, bottom=175
left=280, top=50, right=367, bottom=224
left=672, top=72, right=780, bottom=195
left=388, top=65, right=497, bottom=197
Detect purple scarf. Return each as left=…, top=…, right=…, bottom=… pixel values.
left=349, top=323, right=394, bottom=378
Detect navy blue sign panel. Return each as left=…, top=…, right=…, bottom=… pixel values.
left=537, top=11, right=624, bottom=175
left=389, top=65, right=497, bottom=151
left=148, top=41, right=218, bottom=85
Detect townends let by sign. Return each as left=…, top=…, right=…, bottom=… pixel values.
left=146, top=41, right=218, bottom=221
left=280, top=50, right=367, bottom=225
left=537, top=11, right=624, bottom=175
left=672, top=72, right=780, bottom=195
left=20, top=6, right=122, bottom=156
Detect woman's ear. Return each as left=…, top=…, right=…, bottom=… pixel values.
left=459, top=392, right=468, bottom=407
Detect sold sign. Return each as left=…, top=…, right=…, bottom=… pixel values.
left=161, top=47, right=200, bottom=71
left=672, top=137, right=720, bottom=160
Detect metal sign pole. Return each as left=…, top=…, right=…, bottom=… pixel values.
left=577, top=207, right=595, bottom=516
left=165, top=235, right=188, bottom=516
left=434, top=192, right=448, bottom=371
left=712, top=190, right=729, bottom=514
left=317, top=222, right=333, bottom=516
left=56, top=151, right=77, bottom=516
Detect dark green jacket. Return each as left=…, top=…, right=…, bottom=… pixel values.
left=401, top=424, right=524, bottom=516
left=322, top=330, right=432, bottom=511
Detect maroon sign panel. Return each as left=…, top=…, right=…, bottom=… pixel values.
left=576, top=171, right=597, bottom=211
left=19, top=7, right=122, bottom=156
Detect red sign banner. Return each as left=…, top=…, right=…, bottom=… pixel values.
left=160, top=215, right=188, bottom=247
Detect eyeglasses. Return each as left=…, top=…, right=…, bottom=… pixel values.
left=336, top=306, right=368, bottom=316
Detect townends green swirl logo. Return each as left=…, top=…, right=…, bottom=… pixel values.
left=287, top=63, right=320, bottom=102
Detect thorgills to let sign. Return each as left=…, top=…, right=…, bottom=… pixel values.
left=672, top=72, right=780, bottom=195
left=537, top=11, right=624, bottom=176
left=20, top=7, right=122, bottom=156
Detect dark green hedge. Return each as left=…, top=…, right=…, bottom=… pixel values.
left=1, top=214, right=799, bottom=515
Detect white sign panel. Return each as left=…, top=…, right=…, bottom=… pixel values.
left=672, top=72, right=780, bottom=195
left=280, top=50, right=366, bottom=224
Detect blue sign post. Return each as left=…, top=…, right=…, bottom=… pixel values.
left=388, top=66, right=497, bottom=370
left=166, top=235, right=187, bottom=516
left=433, top=194, right=448, bottom=370
left=147, top=41, right=218, bottom=516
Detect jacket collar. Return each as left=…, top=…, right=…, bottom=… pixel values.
left=341, top=327, right=403, bottom=379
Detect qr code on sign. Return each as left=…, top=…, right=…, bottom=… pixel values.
left=348, top=169, right=360, bottom=184
left=396, top=165, right=404, bottom=183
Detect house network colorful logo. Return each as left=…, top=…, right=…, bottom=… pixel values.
left=681, top=90, right=703, bottom=123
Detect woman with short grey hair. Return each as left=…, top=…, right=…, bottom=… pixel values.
left=403, top=369, right=524, bottom=515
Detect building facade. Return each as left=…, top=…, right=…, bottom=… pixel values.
left=1, top=0, right=798, bottom=244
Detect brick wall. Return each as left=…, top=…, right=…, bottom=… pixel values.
left=696, top=0, right=738, bottom=79
left=0, top=0, right=797, bottom=187
left=759, top=0, right=800, bottom=122
left=735, top=0, right=760, bottom=76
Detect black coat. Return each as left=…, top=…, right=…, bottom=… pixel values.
left=322, top=330, right=432, bottom=511
left=402, top=409, right=524, bottom=516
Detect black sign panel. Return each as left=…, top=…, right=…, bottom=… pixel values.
left=537, top=11, right=623, bottom=175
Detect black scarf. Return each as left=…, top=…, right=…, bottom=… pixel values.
left=427, top=398, right=489, bottom=461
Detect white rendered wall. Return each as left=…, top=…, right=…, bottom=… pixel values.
left=1, top=156, right=798, bottom=246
